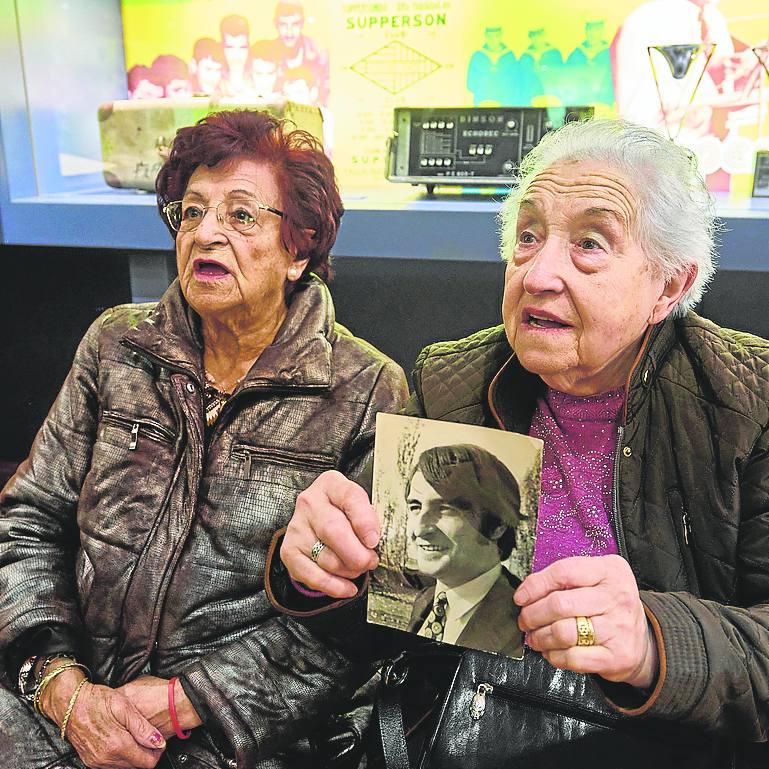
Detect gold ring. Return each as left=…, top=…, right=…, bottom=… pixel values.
left=310, top=539, right=326, bottom=563
left=575, top=616, right=595, bottom=647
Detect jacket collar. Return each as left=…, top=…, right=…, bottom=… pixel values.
left=121, top=275, right=335, bottom=390
left=487, top=315, right=678, bottom=429
left=622, top=314, right=676, bottom=423
left=487, top=352, right=544, bottom=433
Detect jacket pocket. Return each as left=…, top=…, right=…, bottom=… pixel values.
left=80, top=411, right=178, bottom=548
left=667, top=488, right=701, bottom=596
left=100, top=410, right=176, bottom=449
left=231, top=443, right=336, bottom=479
left=469, top=680, right=620, bottom=729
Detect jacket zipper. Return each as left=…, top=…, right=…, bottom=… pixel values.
left=143, top=375, right=204, bottom=667
left=682, top=510, right=692, bottom=546
left=469, top=681, right=622, bottom=729
left=232, top=445, right=336, bottom=478
left=678, top=507, right=693, bottom=592
left=667, top=489, right=697, bottom=594
left=611, top=424, right=628, bottom=560
left=609, top=323, right=655, bottom=563
left=207, top=381, right=329, bottom=449
left=101, top=411, right=176, bottom=449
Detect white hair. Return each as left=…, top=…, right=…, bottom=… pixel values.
left=499, top=119, right=718, bottom=316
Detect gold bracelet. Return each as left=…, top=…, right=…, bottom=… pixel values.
left=34, top=661, right=91, bottom=715
left=60, top=677, right=88, bottom=740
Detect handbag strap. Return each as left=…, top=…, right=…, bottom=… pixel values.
left=377, top=680, right=411, bottom=769
left=376, top=648, right=464, bottom=769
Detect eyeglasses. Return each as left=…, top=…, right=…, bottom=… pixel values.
left=163, top=199, right=284, bottom=233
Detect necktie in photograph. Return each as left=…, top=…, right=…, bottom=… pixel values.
left=420, top=591, right=448, bottom=641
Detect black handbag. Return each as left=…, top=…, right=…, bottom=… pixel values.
left=370, top=646, right=735, bottom=769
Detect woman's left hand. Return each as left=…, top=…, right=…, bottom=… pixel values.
left=119, top=676, right=203, bottom=739
left=515, top=554, right=659, bottom=690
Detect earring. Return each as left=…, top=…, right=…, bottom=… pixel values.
left=288, top=266, right=301, bottom=280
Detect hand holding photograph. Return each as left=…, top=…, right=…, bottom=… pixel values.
left=368, top=413, right=543, bottom=661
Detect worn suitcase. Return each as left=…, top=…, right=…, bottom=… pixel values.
left=98, top=97, right=324, bottom=191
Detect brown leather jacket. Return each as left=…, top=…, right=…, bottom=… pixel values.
left=0, top=277, right=408, bottom=767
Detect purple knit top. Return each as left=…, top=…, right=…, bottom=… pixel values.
left=529, top=387, right=624, bottom=572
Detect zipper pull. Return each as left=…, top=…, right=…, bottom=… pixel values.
left=244, top=452, right=252, bottom=479
left=469, top=683, right=493, bottom=720
left=682, top=510, right=691, bottom=547
left=129, top=423, right=139, bottom=450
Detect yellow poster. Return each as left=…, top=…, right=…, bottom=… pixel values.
left=122, top=0, right=769, bottom=193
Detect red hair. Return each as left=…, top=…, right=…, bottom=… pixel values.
left=155, top=109, right=342, bottom=282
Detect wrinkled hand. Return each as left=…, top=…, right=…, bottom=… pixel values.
left=281, top=470, right=380, bottom=598
left=119, top=675, right=202, bottom=740
left=42, top=667, right=165, bottom=769
left=515, top=555, right=659, bottom=690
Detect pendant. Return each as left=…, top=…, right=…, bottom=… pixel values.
left=205, top=395, right=226, bottom=427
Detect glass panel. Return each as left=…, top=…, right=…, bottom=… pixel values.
left=16, top=0, right=127, bottom=195
left=2, top=0, right=769, bottom=251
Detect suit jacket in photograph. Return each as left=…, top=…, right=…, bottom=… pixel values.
left=408, top=568, right=523, bottom=658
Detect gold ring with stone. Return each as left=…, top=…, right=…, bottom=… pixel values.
left=575, top=615, right=596, bottom=647
left=310, top=539, right=326, bottom=563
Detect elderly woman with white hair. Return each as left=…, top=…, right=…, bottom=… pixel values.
left=269, top=119, right=769, bottom=768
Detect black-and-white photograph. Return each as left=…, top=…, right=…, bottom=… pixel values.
left=368, top=413, right=543, bottom=660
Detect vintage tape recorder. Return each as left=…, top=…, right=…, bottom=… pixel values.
left=386, top=106, right=593, bottom=194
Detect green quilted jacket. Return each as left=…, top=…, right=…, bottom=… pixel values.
left=270, top=308, right=769, bottom=767
left=407, top=310, right=769, bottom=743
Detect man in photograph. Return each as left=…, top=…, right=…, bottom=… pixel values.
left=405, top=443, right=526, bottom=657
left=250, top=39, right=281, bottom=100
left=219, top=14, right=252, bottom=97
left=273, top=1, right=329, bottom=105
left=190, top=37, right=225, bottom=96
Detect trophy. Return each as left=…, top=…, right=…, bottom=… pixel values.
left=647, top=43, right=716, bottom=140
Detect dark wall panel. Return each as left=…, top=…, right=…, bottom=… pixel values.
left=331, top=259, right=769, bottom=376
left=1, top=245, right=767, bottom=465
left=697, top=270, right=769, bottom=340
left=0, top=245, right=131, bottom=462
left=329, top=256, right=506, bottom=380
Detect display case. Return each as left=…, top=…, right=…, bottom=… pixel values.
left=1, top=0, right=768, bottom=269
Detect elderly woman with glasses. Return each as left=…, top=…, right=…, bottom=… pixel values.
left=273, top=119, right=769, bottom=768
left=0, top=109, right=407, bottom=769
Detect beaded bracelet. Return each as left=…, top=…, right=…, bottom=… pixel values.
left=36, top=653, right=76, bottom=687
left=34, top=661, right=91, bottom=715
left=60, top=677, right=88, bottom=740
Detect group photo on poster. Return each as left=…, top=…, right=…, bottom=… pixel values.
left=124, top=1, right=329, bottom=106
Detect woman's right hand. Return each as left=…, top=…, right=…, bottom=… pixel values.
left=281, top=470, right=381, bottom=598
left=41, top=666, right=165, bottom=769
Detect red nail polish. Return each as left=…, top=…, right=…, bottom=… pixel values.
left=151, top=732, right=163, bottom=746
